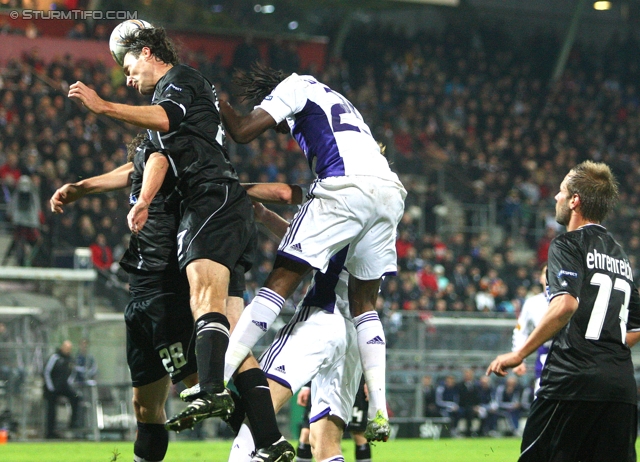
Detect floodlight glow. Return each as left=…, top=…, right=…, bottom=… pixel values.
left=262, top=4, right=275, bottom=13
left=288, top=21, right=299, bottom=30
left=593, top=1, right=611, bottom=10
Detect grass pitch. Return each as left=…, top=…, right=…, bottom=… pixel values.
left=0, top=438, right=523, bottom=461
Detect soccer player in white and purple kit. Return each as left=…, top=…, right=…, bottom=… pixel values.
left=220, top=64, right=407, bottom=441
left=512, top=266, right=550, bottom=392
left=229, top=201, right=362, bottom=462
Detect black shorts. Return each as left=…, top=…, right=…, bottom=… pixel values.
left=125, top=272, right=197, bottom=387
left=520, top=398, right=637, bottom=462
left=347, top=377, right=368, bottom=432
left=177, top=181, right=256, bottom=276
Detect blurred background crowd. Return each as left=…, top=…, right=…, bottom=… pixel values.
left=1, top=18, right=639, bottom=317
left=1, top=7, right=640, bottom=438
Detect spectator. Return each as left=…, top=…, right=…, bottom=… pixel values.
left=67, top=22, right=87, bottom=40
left=89, top=232, right=113, bottom=271
left=74, top=338, right=97, bottom=386
left=451, top=263, right=470, bottom=297
left=422, top=375, right=439, bottom=418
left=43, top=340, right=81, bottom=439
left=476, top=376, right=498, bottom=437
left=495, top=376, right=522, bottom=436
left=0, top=152, right=21, bottom=192
left=74, top=215, right=96, bottom=248
left=457, top=369, right=480, bottom=436
left=435, top=375, right=460, bottom=436
left=4, top=175, right=42, bottom=266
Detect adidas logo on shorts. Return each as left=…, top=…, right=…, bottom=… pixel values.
left=290, top=243, right=302, bottom=252
left=367, top=336, right=385, bottom=345
left=275, top=365, right=286, bottom=373
left=252, top=320, right=268, bottom=332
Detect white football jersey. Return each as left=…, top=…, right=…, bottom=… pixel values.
left=258, top=73, right=398, bottom=181
left=512, top=291, right=549, bottom=351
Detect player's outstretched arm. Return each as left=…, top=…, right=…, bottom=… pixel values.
left=50, top=162, right=134, bottom=213
left=68, top=81, right=170, bottom=132
left=128, top=153, right=168, bottom=233
left=242, top=183, right=304, bottom=205
left=252, top=202, right=289, bottom=241
left=219, top=101, right=277, bottom=144
left=487, top=293, right=577, bottom=377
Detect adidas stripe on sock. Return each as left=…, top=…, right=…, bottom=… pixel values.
left=225, top=288, right=285, bottom=381
left=354, top=311, right=388, bottom=420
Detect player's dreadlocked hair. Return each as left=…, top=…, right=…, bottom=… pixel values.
left=122, top=27, right=179, bottom=66
left=127, top=133, right=147, bottom=162
left=233, top=62, right=290, bottom=105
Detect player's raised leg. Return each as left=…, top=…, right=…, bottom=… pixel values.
left=349, top=276, right=389, bottom=442
left=224, top=256, right=311, bottom=381
left=166, top=259, right=234, bottom=431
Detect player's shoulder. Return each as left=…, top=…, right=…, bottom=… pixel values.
left=550, top=227, right=591, bottom=255
left=159, top=64, right=205, bottom=88
left=276, top=73, right=321, bottom=92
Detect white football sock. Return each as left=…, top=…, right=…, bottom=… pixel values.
left=319, top=457, right=345, bottom=462
left=354, top=311, right=388, bottom=420
left=228, top=423, right=255, bottom=462
left=225, top=288, right=284, bottom=381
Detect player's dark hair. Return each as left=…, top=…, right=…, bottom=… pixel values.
left=233, top=62, right=289, bottom=105
left=127, top=133, right=147, bottom=162
left=567, top=160, right=619, bottom=223
left=122, top=27, right=179, bottom=66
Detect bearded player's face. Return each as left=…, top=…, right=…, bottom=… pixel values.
left=555, top=174, right=573, bottom=226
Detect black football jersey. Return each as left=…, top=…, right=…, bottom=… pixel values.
left=538, top=224, right=640, bottom=405
left=119, top=138, right=180, bottom=275
left=148, top=64, right=238, bottom=194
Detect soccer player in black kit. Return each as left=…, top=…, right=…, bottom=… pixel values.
left=66, top=25, right=293, bottom=461
left=487, top=161, right=640, bottom=462
left=51, top=136, right=289, bottom=461
left=52, top=138, right=198, bottom=461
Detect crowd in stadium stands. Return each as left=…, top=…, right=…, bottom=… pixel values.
left=422, top=369, right=534, bottom=437
left=1, top=20, right=640, bottom=322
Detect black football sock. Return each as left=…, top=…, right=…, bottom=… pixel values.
left=134, top=422, right=168, bottom=462
left=195, top=312, right=230, bottom=394
left=296, top=442, right=312, bottom=462
left=235, top=368, right=282, bottom=449
left=355, top=443, right=371, bottom=461
left=225, top=389, right=246, bottom=434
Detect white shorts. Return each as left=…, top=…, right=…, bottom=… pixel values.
left=278, top=176, right=406, bottom=280
left=259, top=304, right=361, bottom=425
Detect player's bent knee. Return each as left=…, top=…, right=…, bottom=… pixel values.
left=348, top=276, right=382, bottom=316
left=133, top=400, right=166, bottom=424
